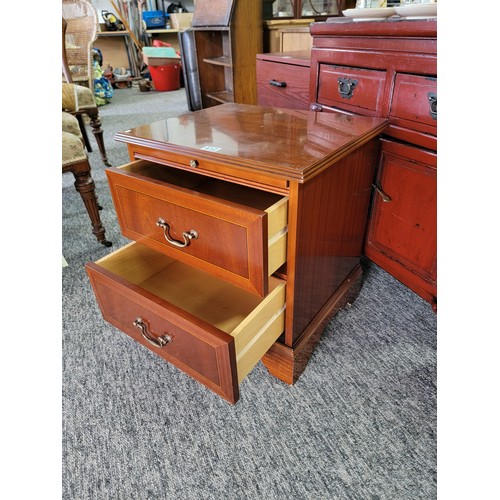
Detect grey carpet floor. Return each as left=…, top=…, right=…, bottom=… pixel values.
left=62, top=88, right=437, bottom=500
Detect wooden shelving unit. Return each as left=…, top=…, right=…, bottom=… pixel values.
left=96, top=30, right=140, bottom=77
left=145, top=29, right=181, bottom=51
left=191, top=0, right=262, bottom=108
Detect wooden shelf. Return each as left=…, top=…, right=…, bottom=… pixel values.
left=191, top=26, right=230, bottom=32
left=203, top=56, right=232, bottom=67
left=146, top=29, right=180, bottom=34
left=144, top=28, right=181, bottom=51
left=97, top=30, right=131, bottom=37
left=206, top=90, right=234, bottom=104
left=192, top=0, right=262, bottom=108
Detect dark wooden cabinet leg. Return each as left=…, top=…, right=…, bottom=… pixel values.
left=71, top=159, right=112, bottom=247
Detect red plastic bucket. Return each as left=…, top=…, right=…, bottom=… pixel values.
left=149, top=63, right=181, bottom=91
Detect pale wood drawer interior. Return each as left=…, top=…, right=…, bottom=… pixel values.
left=93, top=242, right=286, bottom=386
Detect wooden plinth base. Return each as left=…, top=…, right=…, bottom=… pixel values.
left=261, top=264, right=363, bottom=385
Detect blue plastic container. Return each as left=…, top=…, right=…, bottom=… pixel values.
left=142, top=10, right=165, bottom=28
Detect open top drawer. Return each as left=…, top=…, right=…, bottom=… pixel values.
left=106, top=160, right=288, bottom=296
left=86, top=242, right=286, bottom=404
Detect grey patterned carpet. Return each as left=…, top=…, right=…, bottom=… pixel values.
left=62, top=88, right=437, bottom=499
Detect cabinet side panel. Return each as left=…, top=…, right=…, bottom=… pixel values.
left=288, top=139, right=379, bottom=343
left=232, top=0, right=262, bottom=104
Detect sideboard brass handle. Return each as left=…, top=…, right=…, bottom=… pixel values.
left=373, top=182, right=392, bottom=202
left=156, top=217, right=199, bottom=248
left=427, top=91, right=437, bottom=120
left=133, top=317, right=172, bottom=348
left=269, top=79, right=287, bottom=88
left=337, top=77, right=358, bottom=99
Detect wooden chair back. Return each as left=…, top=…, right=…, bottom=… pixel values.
left=62, top=0, right=99, bottom=90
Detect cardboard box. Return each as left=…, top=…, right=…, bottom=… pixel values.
left=170, top=13, right=193, bottom=30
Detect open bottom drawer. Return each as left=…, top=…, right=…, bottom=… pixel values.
left=86, top=242, right=286, bottom=404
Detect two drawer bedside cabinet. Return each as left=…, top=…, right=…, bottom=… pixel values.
left=86, top=103, right=388, bottom=403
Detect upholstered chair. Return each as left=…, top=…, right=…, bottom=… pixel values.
left=62, top=0, right=98, bottom=91
left=62, top=9, right=110, bottom=166
left=62, top=111, right=112, bottom=247
left=62, top=82, right=110, bottom=166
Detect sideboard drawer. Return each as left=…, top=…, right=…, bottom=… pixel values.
left=106, top=160, right=288, bottom=296
left=256, top=58, right=310, bottom=110
left=389, top=73, right=437, bottom=134
left=317, top=64, right=386, bottom=115
left=86, top=242, right=286, bottom=404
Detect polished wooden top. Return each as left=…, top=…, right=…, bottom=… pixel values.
left=115, top=103, right=388, bottom=182
left=312, top=18, right=437, bottom=37
left=256, top=50, right=311, bottom=66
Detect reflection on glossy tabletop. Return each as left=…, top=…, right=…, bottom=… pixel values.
left=116, top=103, right=388, bottom=181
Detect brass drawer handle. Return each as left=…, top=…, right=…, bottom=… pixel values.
left=269, top=79, right=287, bottom=88
left=133, top=317, right=172, bottom=348
left=337, top=77, right=358, bottom=99
left=156, top=217, right=199, bottom=248
left=373, top=182, right=392, bottom=202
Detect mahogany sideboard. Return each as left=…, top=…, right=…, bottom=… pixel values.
left=86, top=103, right=387, bottom=403
left=309, top=19, right=437, bottom=310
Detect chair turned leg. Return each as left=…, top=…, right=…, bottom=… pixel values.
left=70, top=158, right=112, bottom=247
left=76, top=113, right=92, bottom=152
left=86, top=108, right=111, bottom=167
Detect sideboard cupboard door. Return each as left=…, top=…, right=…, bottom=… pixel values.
left=86, top=242, right=286, bottom=404
left=364, top=139, right=437, bottom=305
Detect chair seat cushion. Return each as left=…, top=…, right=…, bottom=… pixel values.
left=62, top=131, right=87, bottom=166
left=62, top=83, right=78, bottom=111
left=62, top=82, right=96, bottom=112
left=75, top=84, right=96, bottom=109
left=62, top=112, right=83, bottom=139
